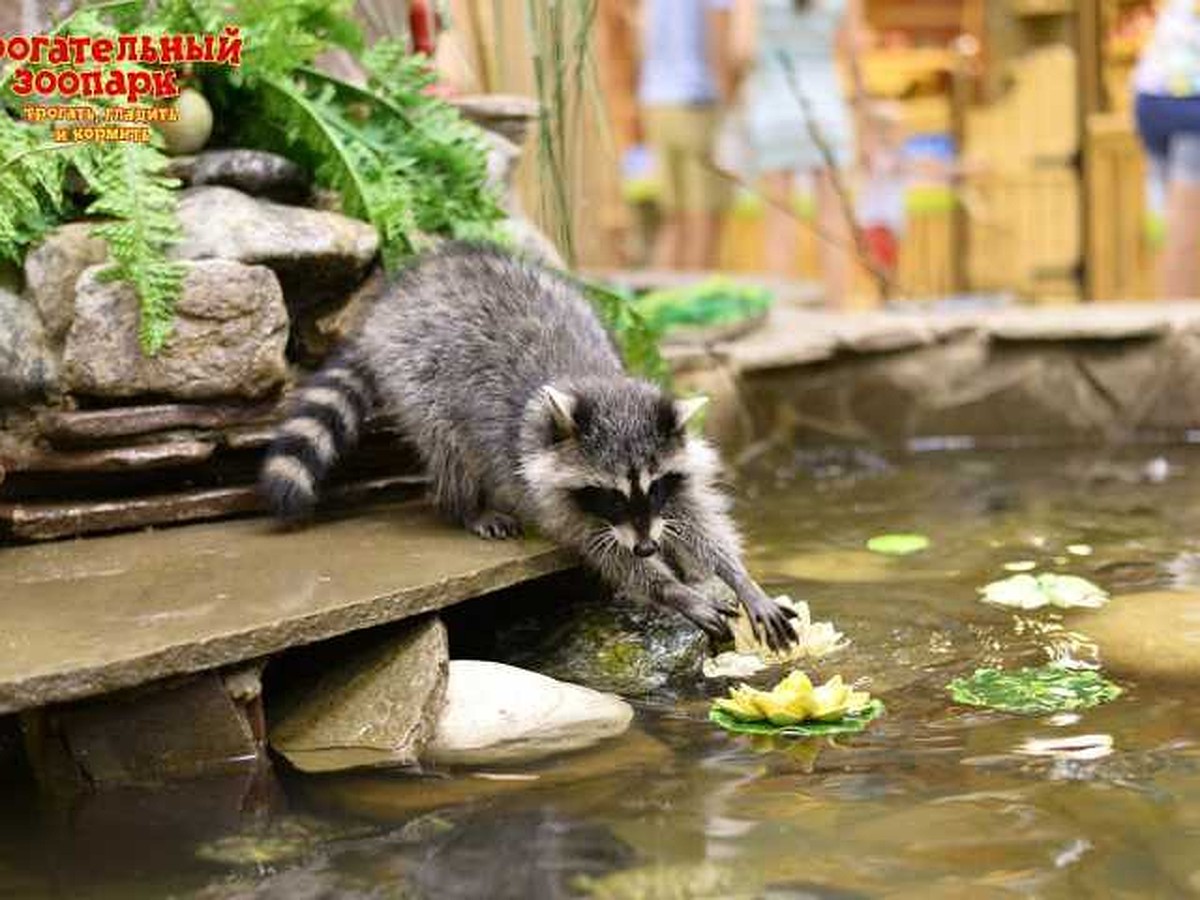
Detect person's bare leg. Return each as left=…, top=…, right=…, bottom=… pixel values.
left=762, top=170, right=798, bottom=277
left=815, top=167, right=854, bottom=309
left=679, top=211, right=722, bottom=270
left=653, top=214, right=684, bottom=269
left=1160, top=178, right=1200, bottom=298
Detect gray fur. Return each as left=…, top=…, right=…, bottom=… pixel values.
left=261, top=243, right=795, bottom=648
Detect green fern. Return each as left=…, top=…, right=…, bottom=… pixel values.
left=0, top=116, right=68, bottom=265
left=0, top=0, right=575, bottom=362
left=73, top=142, right=185, bottom=354
left=579, top=278, right=670, bottom=386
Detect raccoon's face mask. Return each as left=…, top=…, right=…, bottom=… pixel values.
left=537, top=385, right=706, bottom=558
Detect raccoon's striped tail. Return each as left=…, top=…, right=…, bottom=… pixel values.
left=259, top=353, right=373, bottom=521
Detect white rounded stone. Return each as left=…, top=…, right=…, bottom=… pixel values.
left=424, top=660, right=634, bottom=766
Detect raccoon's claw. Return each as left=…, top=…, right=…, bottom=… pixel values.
left=468, top=510, right=524, bottom=540
left=745, top=595, right=798, bottom=652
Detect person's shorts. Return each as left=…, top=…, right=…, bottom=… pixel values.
left=1135, top=93, right=1200, bottom=187
left=643, top=104, right=731, bottom=213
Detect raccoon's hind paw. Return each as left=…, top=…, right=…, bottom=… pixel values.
left=467, top=510, right=524, bottom=540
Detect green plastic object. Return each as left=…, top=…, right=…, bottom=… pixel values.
left=948, top=666, right=1122, bottom=715
left=708, top=700, right=885, bottom=738
left=866, top=533, right=931, bottom=556
left=633, top=277, right=772, bottom=332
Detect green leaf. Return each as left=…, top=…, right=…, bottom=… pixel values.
left=866, top=533, right=931, bottom=556
left=578, top=277, right=670, bottom=386
left=948, top=666, right=1123, bottom=715
left=634, top=278, right=773, bottom=331
left=709, top=700, right=885, bottom=737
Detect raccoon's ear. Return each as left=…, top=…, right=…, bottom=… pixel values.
left=541, top=385, right=577, bottom=440
left=673, top=395, right=709, bottom=432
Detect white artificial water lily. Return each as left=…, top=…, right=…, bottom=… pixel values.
left=703, top=595, right=847, bottom=678
left=979, top=573, right=1109, bottom=610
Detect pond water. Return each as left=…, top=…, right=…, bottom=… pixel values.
left=4, top=446, right=1200, bottom=898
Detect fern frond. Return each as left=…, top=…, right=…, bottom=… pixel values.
left=74, top=142, right=185, bottom=354
left=0, top=115, right=69, bottom=264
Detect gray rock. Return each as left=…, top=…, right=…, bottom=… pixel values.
left=424, top=660, right=633, bottom=766
left=0, top=287, right=57, bottom=401
left=62, top=259, right=287, bottom=400
left=171, top=186, right=378, bottom=306
left=187, top=149, right=310, bottom=204
left=491, top=594, right=711, bottom=697
left=450, top=93, right=539, bottom=147
left=23, top=222, right=109, bottom=345
left=270, top=617, right=449, bottom=773
left=30, top=672, right=260, bottom=787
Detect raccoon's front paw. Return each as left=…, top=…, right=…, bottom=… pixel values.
left=467, top=510, right=524, bottom=540
left=743, top=592, right=799, bottom=652
left=660, top=583, right=738, bottom=645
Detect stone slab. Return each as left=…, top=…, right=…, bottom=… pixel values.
left=0, top=475, right=426, bottom=541
left=4, top=439, right=216, bottom=473
left=0, top=501, right=576, bottom=713
left=39, top=402, right=281, bottom=445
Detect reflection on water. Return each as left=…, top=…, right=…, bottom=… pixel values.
left=5, top=446, right=1200, bottom=898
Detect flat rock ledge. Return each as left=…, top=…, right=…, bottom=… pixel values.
left=670, top=301, right=1200, bottom=451
left=0, top=501, right=575, bottom=714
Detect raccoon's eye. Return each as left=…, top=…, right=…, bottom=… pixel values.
left=570, top=486, right=628, bottom=522
left=648, top=473, right=685, bottom=508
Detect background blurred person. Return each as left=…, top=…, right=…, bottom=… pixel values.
left=732, top=0, right=866, bottom=307
left=1133, top=0, right=1200, bottom=298
left=638, top=0, right=735, bottom=270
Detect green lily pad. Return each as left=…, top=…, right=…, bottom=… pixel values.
left=866, top=533, right=931, bottom=556
left=948, top=665, right=1122, bottom=715
left=708, top=700, right=886, bottom=737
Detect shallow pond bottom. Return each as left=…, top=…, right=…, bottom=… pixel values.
left=4, top=445, right=1200, bottom=898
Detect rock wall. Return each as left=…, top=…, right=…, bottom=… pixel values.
left=0, top=95, right=559, bottom=542
left=671, top=304, right=1200, bottom=456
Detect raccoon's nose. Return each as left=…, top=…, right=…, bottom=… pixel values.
left=634, top=538, right=659, bottom=558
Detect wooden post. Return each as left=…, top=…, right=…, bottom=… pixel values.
left=1078, top=0, right=1105, bottom=300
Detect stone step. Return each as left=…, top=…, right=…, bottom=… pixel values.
left=0, top=502, right=575, bottom=714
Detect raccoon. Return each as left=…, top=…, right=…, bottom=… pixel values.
left=260, top=243, right=796, bottom=649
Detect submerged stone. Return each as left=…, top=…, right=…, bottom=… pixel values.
left=306, top=728, right=670, bottom=821
left=490, top=593, right=711, bottom=696
left=424, top=660, right=633, bottom=766
left=772, top=549, right=949, bottom=583
left=270, top=617, right=449, bottom=773
left=1075, top=590, right=1200, bottom=680
left=576, top=861, right=756, bottom=900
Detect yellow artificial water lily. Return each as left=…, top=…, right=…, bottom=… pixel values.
left=713, top=671, right=873, bottom=725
